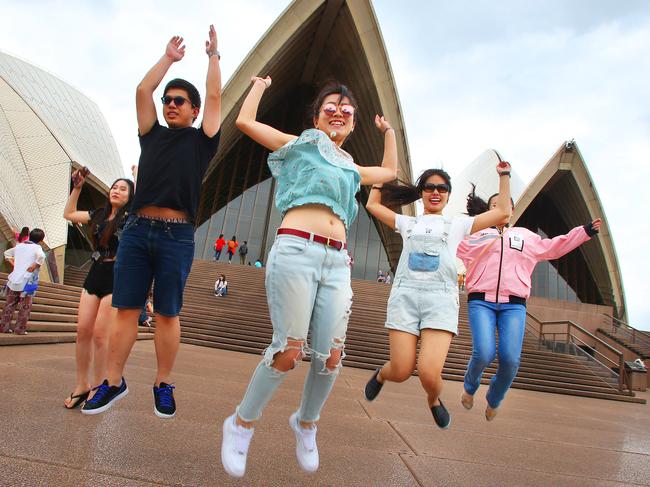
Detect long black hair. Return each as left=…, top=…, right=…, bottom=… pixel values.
left=377, top=168, right=452, bottom=208
left=465, top=184, right=514, bottom=216
left=89, top=178, right=135, bottom=248
left=18, top=227, right=29, bottom=241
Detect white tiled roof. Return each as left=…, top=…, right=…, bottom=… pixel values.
left=0, top=51, right=122, bottom=248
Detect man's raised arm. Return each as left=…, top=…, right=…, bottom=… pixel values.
left=136, top=36, right=186, bottom=136
left=202, top=24, right=222, bottom=137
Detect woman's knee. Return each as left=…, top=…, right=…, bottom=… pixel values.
left=472, top=348, right=496, bottom=368
left=418, top=370, right=443, bottom=391
left=390, top=363, right=415, bottom=382
left=269, top=340, right=305, bottom=372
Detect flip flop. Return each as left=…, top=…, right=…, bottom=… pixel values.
left=64, top=390, right=90, bottom=409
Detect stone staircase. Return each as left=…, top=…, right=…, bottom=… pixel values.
left=6, top=263, right=643, bottom=404
left=177, top=260, right=643, bottom=404
left=597, top=327, right=650, bottom=360
left=0, top=273, right=153, bottom=345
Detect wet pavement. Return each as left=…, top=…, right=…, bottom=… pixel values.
left=1, top=341, right=649, bottom=486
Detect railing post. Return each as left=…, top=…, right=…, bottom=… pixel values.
left=618, top=356, right=625, bottom=391
left=632, top=328, right=636, bottom=344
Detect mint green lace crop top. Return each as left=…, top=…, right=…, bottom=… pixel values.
left=268, top=128, right=361, bottom=230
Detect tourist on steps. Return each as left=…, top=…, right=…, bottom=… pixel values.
left=363, top=161, right=512, bottom=430
left=220, top=77, right=398, bottom=478
left=62, top=169, right=134, bottom=409
left=457, top=187, right=601, bottom=421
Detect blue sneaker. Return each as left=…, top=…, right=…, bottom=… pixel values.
left=81, top=378, right=128, bottom=415
left=153, top=382, right=176, bottom=418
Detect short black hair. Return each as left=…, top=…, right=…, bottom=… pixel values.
left=29, top=228, right=45, bottom=244
left=164, top=78, right=201, bottom=108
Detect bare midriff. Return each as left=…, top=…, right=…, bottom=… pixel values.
left=281, top=204, right=346, bottom=242
left=137, top=205, right=189, bottom=221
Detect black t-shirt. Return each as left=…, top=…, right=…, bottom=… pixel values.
left=131, top=120, right=221, bottom=222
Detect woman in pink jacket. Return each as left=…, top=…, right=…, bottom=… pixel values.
left=457, top=187, right=601, bottom=420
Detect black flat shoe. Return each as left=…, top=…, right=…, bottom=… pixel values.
left=431, top=399, right=451, bottom=429
left=364, top=368, right=384, bottom=401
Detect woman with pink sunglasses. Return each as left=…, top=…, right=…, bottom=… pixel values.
left=220, top=77, right=398, bottom=478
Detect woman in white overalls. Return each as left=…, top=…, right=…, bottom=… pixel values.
left=364, top=163, right=511, bottom=428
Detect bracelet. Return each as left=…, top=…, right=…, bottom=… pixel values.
left=499, top=171, right=511, bottom=177
left=384, top=127, right=394, bottom=134
left=208, top=50, right=221, bottom=60
left=372, top=186, right=383, bottom=190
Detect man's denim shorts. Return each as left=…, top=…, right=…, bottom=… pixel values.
left=112, top=216, right=195, bottom=317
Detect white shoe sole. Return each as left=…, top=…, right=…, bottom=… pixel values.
left=81, top=386, right=128, bottom=415
left=289, top=413, right=319, bottom=473
left=153, top=404, right=176, bottom=419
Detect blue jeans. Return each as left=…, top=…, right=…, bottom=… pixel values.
left=464, top=300, right=526, bottom=408
left=112, top=216, right=195, bottom=317
left=237, top=234, right=352, bottom=423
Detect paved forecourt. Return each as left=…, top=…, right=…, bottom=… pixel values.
left=1, top=341, right=649, bottom=486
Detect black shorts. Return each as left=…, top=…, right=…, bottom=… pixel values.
left=83, top=260, right=115, bottom=298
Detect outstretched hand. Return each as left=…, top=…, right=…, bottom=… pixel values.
left=591, top=218, right=602, bottom=231
left=205, top=24, right=218, bottom=56
left=166, top=36, right=185, bottom=62
left=251, top=76, right=272, bottom=88
left=375, top=115, right=392, bottom=133
left=496, top=160, right=511, bottom=175
left=71, top=168, right=88, bottom=189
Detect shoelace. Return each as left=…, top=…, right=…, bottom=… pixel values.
left=156, top=384, right=175, bottom=409
left=234, top=422, right=253, bottom=455
left=298, top=426, right=317, bottom=451
left=87, top=383, right=111, bottom=404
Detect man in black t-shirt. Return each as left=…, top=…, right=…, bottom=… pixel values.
left=82, top=26, right=222, bottom=419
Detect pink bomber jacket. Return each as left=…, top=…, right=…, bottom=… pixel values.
left=456, top=225, right=592, bottom=303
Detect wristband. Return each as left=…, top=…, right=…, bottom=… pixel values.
left=499, top=171, right=511, bottom=177
left=384, top=127, right=394, bottom=134
left=372, top=186, right=383, bottom=190
left=583, top=222, right=599, bottom=237
left=208, top=50, right=221, bottom=60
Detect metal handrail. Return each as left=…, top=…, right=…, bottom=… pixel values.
left=526, top=311, right=629, bottom=392
left=603, top=313, right=650, bottom=350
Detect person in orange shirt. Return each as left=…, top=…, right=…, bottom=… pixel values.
left=226, top=236, right=238, bottom=263
left=214, top=234, right=226, bottom=261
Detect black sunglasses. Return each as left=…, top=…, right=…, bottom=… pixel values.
left=422, top=183, right=450, bottom=194
left=161, top=95, right=194, bottom=107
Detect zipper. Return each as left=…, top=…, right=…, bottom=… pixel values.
left=494, top=227, right=504, bottom=303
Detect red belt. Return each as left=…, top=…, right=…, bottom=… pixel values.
left=276, top=228, right=347, bottom=251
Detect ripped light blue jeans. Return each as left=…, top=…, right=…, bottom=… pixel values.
left=236, top=235, right=352, bottom=423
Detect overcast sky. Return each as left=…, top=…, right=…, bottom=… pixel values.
left=2, top=1, right=649, bottom=329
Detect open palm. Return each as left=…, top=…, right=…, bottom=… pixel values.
left=166, top=36, right=185, bottom=62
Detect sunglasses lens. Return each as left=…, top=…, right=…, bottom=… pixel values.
left=323, top=104, right=337, bottom=115
left=424, top=184, right=449, bottom=193
left=341, top=105, right=354, bottom=117
left=161, top=96, right=187, bottom=106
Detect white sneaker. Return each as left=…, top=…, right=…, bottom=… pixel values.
left=221, top=413, right=254, bottom=478
left=289, top=412, right=319, bottom=472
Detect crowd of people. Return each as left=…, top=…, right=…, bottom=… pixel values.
left=0, top=24, right=601, bottom=479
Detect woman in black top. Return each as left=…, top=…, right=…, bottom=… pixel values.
left=63, top=168, right=134, bottom=409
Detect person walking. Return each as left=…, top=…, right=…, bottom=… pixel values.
left=1, top=228, right=46, bottom=335
left=457, top=186, right=601, bottom=420
left=226, top=236, right=238, bottom=263
left=238, top=240, right=248, bottom=265
left=363, top=161, right=512, bottom=429
left=214, top=234, right=226, bottom=261
left=63, top=169, right=134, bottom=409
left=82, top=25, right=222, bottom=418
left=220, top=77, right=397, bottom=478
